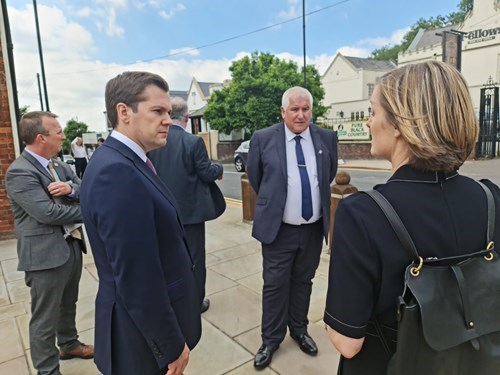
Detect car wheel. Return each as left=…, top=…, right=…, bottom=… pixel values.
left=235, top=157, right=245, bottom=172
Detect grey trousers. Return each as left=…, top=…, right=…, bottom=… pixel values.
left=25, top=240, right=83, bottom=375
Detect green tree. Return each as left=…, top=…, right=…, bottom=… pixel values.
left=62, top=119, right=89, bottom=154
left=371, top=0, right=473, bottom=61
left=204, top=52, right=327, bottom=137
left=19, top=105, right=30, bottom=118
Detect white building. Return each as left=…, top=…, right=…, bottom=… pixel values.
left=321, top=53, right=396, bottom=122
left=399, top=0, right=500, bottom=112
left=186, top=77, right=226, bottom=134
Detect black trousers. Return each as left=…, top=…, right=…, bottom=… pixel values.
left=261, top=219, right=323, bottom=346
left=184, top=223, right=206, bottom=306
left=74, top=157, right=87, bottom=179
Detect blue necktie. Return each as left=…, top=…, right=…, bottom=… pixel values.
left=294, top=136, right=313, bottom=221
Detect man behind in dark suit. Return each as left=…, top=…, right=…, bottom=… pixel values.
left=247, top=86, right=338, bottom=369
left=5, top=111, right=94, bottom=375
left=80, top=72, right=201, bottom=375
left=148, top=97, right=225, bottom=314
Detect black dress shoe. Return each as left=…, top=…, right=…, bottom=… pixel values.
left=200, top=298, right=210, bottom=313
left=254, top=344, right=279, bottom=369
left=291, top=332, right=318, bottom=356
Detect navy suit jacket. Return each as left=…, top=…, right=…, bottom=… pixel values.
left=148, top=125, right=225, bottom=225
left=80, top=137, right=201, bottom=375
left=247, top=123, right=338, bottom=244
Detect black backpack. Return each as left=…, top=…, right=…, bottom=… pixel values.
left=365, top=182, right=500, bottom=375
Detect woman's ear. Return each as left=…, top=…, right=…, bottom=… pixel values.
left=394, top=127, right=402, bottom=139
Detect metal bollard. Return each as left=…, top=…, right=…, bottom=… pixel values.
left=241, top=173, right=257, bottom=223
left=329, top=172, right=358, bottom=253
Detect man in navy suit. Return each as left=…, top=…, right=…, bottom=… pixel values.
left=247, top=86, right=338, bottom=369
left=148, top=97, right=225, bottom=314
left=81, top=72, right=201, bottom=375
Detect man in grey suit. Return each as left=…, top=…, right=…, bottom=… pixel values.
left=247, top=87, right=338, bottom=369
left=149, top=96, right=225, bottom=314
left=6, top=111, right=94, bottom=375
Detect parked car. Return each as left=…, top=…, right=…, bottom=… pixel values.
left=234, top=140, right=250, bottom=172
left=62, top=154, right=75, bottom=165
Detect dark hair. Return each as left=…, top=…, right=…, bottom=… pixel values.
left=19, top=111, right=58, bottom=145
left=97, top=137, right=105, bottom=143
left=105, top=71, right=169, bottom=129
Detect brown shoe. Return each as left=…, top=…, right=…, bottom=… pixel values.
left=59, top=343, right=94, bottom=360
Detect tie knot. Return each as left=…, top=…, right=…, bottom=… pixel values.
left=294, top=135, right=302, bottom=143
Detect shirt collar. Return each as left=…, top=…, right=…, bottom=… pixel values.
left=284, top=123, right=312, bottom=143
left=110, top=130, right=147, bottom=162
left=388, top=164, right=459, bottom=184
left=24, top=147, right=51, bottom=169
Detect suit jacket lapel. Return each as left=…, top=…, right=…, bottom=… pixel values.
left=275, top=123, right=287, bottom=181
left=21, top=150, right=53, bottom=181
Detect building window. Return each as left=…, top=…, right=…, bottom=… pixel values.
left=355, top=112, right=359, bottom=120
left=350, top=112, right=355, bottom=121
left=367, top=83, right=375, bottom=97
left=360, top=111, right=365, bottom=119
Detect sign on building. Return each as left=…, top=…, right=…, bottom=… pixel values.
left=332, top=121, right=371, bottom=141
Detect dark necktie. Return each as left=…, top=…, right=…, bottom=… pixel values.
left=146, top=158, right=157, bottom=175
left=294, top=136, right=313, bottom=221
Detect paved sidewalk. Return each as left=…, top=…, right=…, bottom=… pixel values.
left=0, top=200, right=340, bottom=375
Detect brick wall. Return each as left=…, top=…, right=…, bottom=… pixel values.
left=217, top=141, right=241, bottom=163
left=0, top=37, right=17, bottom=239
left=338, top=142, right=373, bottom=160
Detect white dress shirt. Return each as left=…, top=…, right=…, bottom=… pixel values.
left=109, top=131, right=148, bottom=162
left=282, top=124, right=321, bottom=225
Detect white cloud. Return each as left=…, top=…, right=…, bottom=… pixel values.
left=106, top=7, right=125, bottom=37
left=77, top=7, right=92, bottom=17
left=167, top=47, right=200, bottom=57
left=278, top=0, right=300, bottom=19
left=159, top=3, right=187, bottom=20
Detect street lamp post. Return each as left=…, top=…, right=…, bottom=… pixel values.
left=302, top=0, right=307, bottom=88
left=33, top=0, right=50, bottom=111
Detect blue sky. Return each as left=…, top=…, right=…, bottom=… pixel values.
left=7, top=0, right=462, bottom=131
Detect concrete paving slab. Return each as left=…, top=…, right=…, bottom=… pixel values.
left=210, top=253, right=262, bottom=281
left=0, top=302, right=25, bottom=321
left=186, top=319, right=252, bottom=375
left=1, top=258, right=23, bottom=282
left=0, top=282, right=9, bottom=307
left=0, top=357, right=30, bottom=375
left=0, top=240, right=17, bottom=261
left=0, top=318, right=24, bottom=363
left=206, top=268, right=238, bottom=297
left=6, top=278, right=29, bottom=304
left=203, top=285, right=261, bottom=338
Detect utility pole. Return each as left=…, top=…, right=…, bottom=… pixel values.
left=33, top=0, right=50, bottom=111
left=36, top=73, right=44, bottom=110
left=302, top=0, right=307, bottom=88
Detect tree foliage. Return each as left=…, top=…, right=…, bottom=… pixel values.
left=62, top=119, right=89, bottom=154
left=371, top=0, right=473, bottom=62
left=19, top=105, right=30, bottom=118
left=204, top=52, right=327, bottom=137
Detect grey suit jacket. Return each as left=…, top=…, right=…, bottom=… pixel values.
left=5, top=150, right=83, bottom=271
left=247, top=123, right=338, bottom=244
left=148, top=125, right=226, bottom=225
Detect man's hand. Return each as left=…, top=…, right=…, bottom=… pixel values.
left=48, top=181, right=72, bottom=197
left=166, top=344, right=190, bottom=375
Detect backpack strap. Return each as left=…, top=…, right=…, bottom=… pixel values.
left=476, top=181, right=495, bottom=245
left=364, top=190, right=419, bottom=260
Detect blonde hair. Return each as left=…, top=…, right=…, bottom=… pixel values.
left=377, top=60, right=478, bottom=172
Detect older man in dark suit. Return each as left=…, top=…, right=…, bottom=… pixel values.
left=6, top=111, right=93, bottom=375
left=149, top=96, right=225, bottom=314
left=81, top=72, right=201, bottom=375
left=247, top=86, right=338, bottom=369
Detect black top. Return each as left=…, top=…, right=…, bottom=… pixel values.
left=323, top=165, right=500, bottom=373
